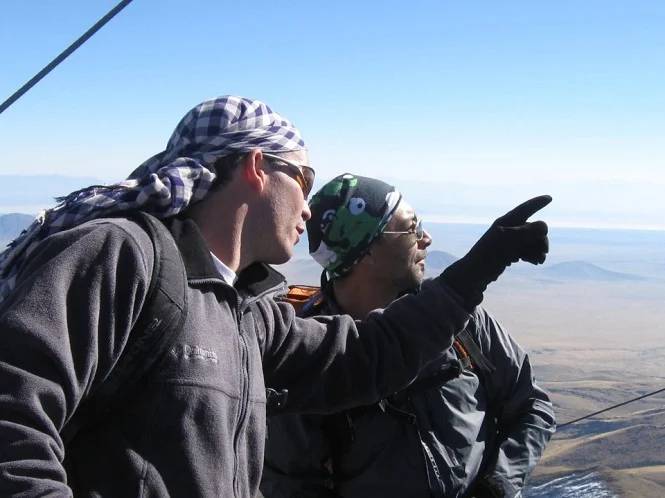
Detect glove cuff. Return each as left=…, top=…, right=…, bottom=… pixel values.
left=440, top=263, right=485, bottom=312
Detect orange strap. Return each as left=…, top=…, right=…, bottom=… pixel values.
left=452, top=337, right=473, bottom=369
left=279, top=285, right=322, bottom=313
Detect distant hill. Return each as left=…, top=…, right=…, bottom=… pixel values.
left=0, top=213, right=34, bottom=242
left=542, top=261, right=646, bottom=282
left=424, top=250, right=458, bottom=270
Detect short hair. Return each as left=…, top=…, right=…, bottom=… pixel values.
left=210, top=153, right=246, bottom=190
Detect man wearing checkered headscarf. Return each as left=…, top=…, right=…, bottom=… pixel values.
left=0, top=95, right=306, bottom=303
left=0, top=94, right=550, bottom=498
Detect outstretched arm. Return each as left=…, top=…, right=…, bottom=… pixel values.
left=261, top=276, right=470, bottom=414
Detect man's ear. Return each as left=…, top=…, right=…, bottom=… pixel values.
left=242, top=149, right=268, bottom=193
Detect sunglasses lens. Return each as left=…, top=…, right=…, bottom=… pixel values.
left=416, top=220, right=424, bottom=240
left=294, top=174, right=306, bottom=191
left=302, top=167, right=315, bottom=197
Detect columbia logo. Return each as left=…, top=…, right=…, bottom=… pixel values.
left=172, top=344, right=218, bottom=363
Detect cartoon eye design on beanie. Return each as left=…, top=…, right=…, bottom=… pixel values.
left=321, top=209, right=336, bottom=231
left=348, top=198, right=366, bottom=215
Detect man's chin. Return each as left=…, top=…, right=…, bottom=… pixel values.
left=397, top=274, right=424, bottom=292
left=265, top=247, right=293, bottom=266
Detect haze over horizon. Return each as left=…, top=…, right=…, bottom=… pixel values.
left=1, top=1, right=664, bottom=230
left=0, top=173, right=661, bottom=231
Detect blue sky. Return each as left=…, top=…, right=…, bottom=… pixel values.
left=1, top=1, right=663, bottom=227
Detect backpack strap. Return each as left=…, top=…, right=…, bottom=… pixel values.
left=387, top=323, right=495, bottom=407
left=61, top=212, right=188, bottom=445
left=278, top=284, right=323, bottom=315
left=455, top=327, right=496, bottom=379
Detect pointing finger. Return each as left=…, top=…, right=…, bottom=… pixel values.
left=496, top=195, right=553, bottom=226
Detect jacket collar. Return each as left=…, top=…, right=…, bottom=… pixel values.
left=320, top=278, right=344, bottom=315
left=165, top=214, right=286, bottom=298
left=320, top=273, right=421, bottom=315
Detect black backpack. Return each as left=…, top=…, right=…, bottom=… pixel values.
left=60, top=212, right=188, bottom=444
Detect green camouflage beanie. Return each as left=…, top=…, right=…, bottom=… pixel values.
left=307, top=173, right=402, bottom=278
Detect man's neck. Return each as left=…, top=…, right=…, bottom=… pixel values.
left=332, top=275, right=401, bottom=320
left=187, top=193, right=250, bottom=273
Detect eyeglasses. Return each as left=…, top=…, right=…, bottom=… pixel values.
left=382, top=219, right=425, bottom=240
left=262, top=152, right=316, bottom=198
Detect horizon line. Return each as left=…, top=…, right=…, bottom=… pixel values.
left=422, top=215, right=665, bottom=232
left=0, top=208, right=663, bottom=233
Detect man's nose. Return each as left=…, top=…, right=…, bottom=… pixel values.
left=302, top=200, right=312, bottom=222
left=419, top=229, right=432, bottom=249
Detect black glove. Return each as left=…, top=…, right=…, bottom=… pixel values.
left=441, top=195, right=551, bottom=312
left=468, top=476, right=509, bottom=498
left=468, top=483, right=496, bottom=498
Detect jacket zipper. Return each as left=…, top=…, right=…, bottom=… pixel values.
left=232, top=293, right=250, bottom=497
left=192, top=277, right=285, bottom=496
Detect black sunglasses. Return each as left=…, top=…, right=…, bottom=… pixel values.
left=263, top=153, right=316, bottom=198
left=382, top=219, right=424, bottom=240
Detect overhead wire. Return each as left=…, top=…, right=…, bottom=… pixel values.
left=0, top=0, right=134, bottom=116
left=558, top=385, right=665, bottom=428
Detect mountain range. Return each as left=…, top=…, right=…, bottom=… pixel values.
left=0, top=213, right=34, bottom=241
left=0, top=213, right=654, bottom=287
left=541, top=261, right=647, bottom=282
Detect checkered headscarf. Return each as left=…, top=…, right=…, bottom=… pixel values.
left=0, top=95, right=305, bottom=304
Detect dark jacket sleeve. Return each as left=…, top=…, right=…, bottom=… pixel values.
left=474, top=307, right=556, bottom=497
left=260, top=277, right=470, bottom=414
left=260, top=414, right=332, bottom=498
left=0, top=220, right=153, bottom=496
